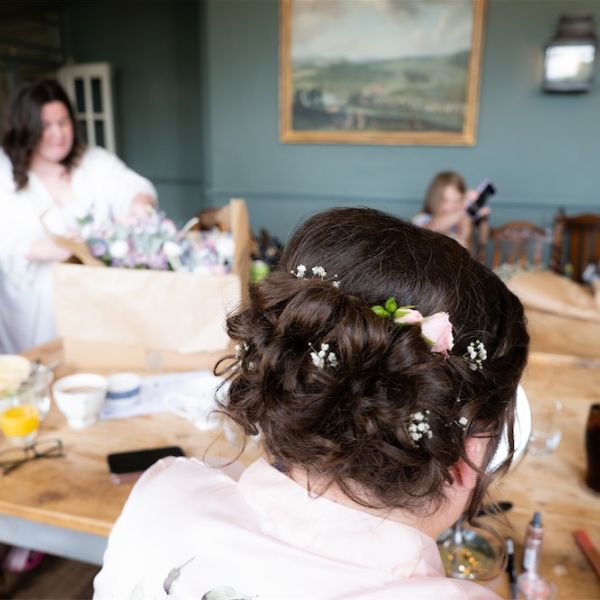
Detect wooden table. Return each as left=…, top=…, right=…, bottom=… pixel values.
left=483, top=353, right=600, bottom=599
left=0, top=340, right=258, bottom=563
left=1, top=341, right=599, bottom=598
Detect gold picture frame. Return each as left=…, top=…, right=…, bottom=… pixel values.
left=280, top=0, right=487, bottom=146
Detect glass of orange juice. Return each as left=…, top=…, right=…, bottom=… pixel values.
left=0, top=403, right=39, bottom=445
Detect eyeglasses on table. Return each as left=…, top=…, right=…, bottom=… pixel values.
left=0, top=438, right=65, bottom=475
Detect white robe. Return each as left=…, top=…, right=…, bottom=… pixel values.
left=0, top=147, right=157, bottom=353
left=93, top=457, right=500, bottom=600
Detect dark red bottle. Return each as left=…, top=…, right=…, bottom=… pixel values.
left=585, top=404, right=600, bottom=493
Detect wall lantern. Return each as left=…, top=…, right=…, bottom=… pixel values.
left=543, top=16, right=597, bottom=93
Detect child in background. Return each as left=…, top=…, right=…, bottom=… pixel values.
left=413, top=171, right=490, bottom=249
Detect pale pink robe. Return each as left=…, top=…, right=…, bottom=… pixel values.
left=94, top=457, right=500, bottom=599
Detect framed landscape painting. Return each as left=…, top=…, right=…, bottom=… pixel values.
left=280, top=0, right=486, bottom=146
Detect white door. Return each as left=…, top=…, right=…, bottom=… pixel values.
left=57, top=62, right=116, bottom=153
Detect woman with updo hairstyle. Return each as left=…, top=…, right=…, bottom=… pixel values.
left=0, top=79, right=157, bottom=353
left=95, top=208, right=528, bottom=600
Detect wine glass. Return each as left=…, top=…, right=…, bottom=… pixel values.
left=437, top=385, right=532, bottom=579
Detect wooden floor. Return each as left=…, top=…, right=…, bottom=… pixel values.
left=0, top=554, right=98, bottom=600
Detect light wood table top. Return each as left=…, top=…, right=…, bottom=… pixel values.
left=483, top=353, right=600, bottom=599
left=1, top=340, right=599, bottom=599
left=0, top=339, right=258, bottom=537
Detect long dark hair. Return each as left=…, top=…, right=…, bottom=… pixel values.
left=219, top=208, right=529, bottom=523
left=2, top=79, right=85, bottom=190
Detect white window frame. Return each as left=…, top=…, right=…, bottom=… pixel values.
left=57, top=62, right=116, bottom=153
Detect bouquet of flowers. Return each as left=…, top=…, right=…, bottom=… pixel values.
left=76, top=210, right=234, bottom=274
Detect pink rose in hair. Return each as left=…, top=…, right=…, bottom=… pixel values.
left=393, top=308, right=423, bottom=325
left=421, top=312, right=454, bottom=355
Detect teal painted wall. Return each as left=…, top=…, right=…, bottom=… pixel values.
left=66, top=0, right=203, bottom=223
left=203, top=0, right=600, bottom=240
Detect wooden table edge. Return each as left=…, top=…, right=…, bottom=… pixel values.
left=0, top=500, right=112, bottom=537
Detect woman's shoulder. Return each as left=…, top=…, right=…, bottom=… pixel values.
left=127, top=456, right=239, bottom=507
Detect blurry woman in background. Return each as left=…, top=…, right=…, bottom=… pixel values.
left=0, top=79, right=157, bottom=353
left=413, top=171, right=489, bottom=250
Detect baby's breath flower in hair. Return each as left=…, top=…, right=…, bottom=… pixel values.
left=309, top=342, right=338, bottom=369
left=407, top=410, right=432, bottom=445
left=235, top=341, right=255, bottom=372
left=235, top=341, right=249, bottom=361
left=464, top=340, right=487, bottom=371
left=457, top=416, right=469, bottom=430
left=291, top=264, right=307, bottom=278
left=291, top=264, right=341, bottom=288
left=312, top=266, right=327, bottom=278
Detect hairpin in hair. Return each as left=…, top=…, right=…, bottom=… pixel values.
left=371, top=297, right=454, bottom=355
left=456, top=416, right=469, bottom=430
left=309, top=342, right=338, bottom=369
left=407, top=410, right=433, bottom=444
left=464, top=340, right=487, bottom=371
left=234, top=341, right=255, bottom=372
left=291, top=264, right=340, bottom=288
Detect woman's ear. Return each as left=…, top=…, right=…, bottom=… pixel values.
left=450, top=436, right=489, bottom=492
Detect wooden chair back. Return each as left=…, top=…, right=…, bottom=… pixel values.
left=476, top=220, right=550, bottom=269
left=551, top=211, right=600, bottom=282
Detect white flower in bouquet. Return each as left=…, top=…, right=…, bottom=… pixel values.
left=163, top=241, right=183, bottom=259
left=160, top=219, right=178, bottom=237
left=215, top=234, right=235, bottom=263
left=109, top=239, right=129, bottom=259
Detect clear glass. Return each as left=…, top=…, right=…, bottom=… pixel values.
left=19, top=363, right=53, bottom=421
left=437, top=517, right=499, bottom=579
left=517, top=571, right=557, bottom=599
left=528, top=400, right=562, bottom=456
left=0, top=399, right=39, bottom=445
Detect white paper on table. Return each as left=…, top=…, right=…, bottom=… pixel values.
left=99, top=370, right=225, bottom=421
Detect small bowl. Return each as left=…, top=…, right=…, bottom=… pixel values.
left=53, top=374, right=107, bottom=429
left=106, top=373, right=141, bottom=407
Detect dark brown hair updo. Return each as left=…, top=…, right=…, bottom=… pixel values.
left=219, top=207, right=528, bottom=520
left=2, top=79, right=84, bottom=190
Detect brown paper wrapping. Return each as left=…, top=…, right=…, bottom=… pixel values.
left=507, top=270, right=600, bottom=322
left=52, top=199, right=251, bottom=371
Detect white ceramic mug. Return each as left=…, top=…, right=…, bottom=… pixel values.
left=106, top=373, right=142, bottom=407
left=53, top=373, right=107, bottom=429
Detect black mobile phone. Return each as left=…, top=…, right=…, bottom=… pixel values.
left=107, top=446, right=185, bottom=484
left=467, top=179, right=497, bottom=218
